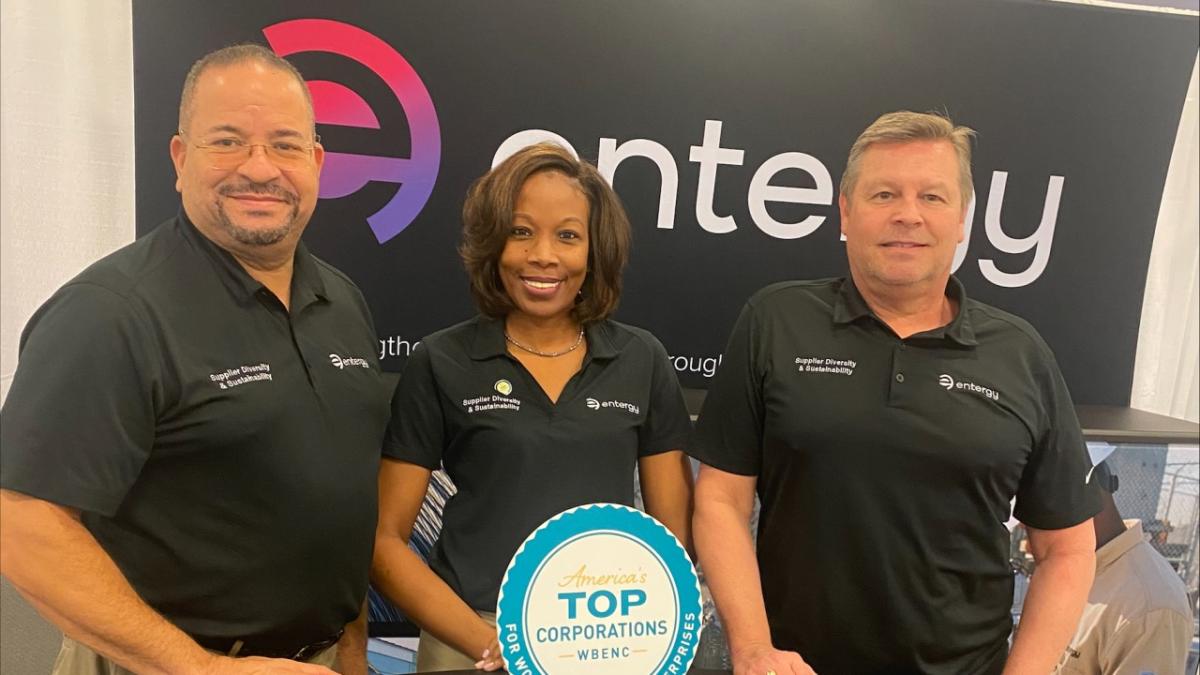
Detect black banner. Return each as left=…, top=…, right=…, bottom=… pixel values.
left=133, top=0, right=1198, bottom=404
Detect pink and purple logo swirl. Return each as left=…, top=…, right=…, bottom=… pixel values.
left=264, top=19, right=440, bottom=243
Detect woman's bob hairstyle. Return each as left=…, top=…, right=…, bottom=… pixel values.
left=459, top=142, right=632, bottom=324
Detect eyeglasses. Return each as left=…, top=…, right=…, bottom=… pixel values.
left=179, top=132, right=320, bottom=170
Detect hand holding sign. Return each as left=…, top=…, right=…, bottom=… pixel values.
left=731, top=643, right=817, bottom=675
left=472, top=635, right=504, bottom=672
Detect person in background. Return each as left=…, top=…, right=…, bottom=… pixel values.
left=1054, top=445, right=1193, bottom=674
left=0, top=44, right=389, bottom=674
left=372, top=143, right=695, bottom=672
left=691, top=111, right=1100, bottom=675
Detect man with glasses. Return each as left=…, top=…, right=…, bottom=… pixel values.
left=0, top=45, right=389, bottom=674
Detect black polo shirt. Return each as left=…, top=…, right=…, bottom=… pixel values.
left=0, top=213, right=391, bottom=645
left=383, top=315, right=692, bottom=611
left=691, top=277, right=1100, bottom=675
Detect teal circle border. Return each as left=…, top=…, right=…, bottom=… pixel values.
left=496, top=503, right=702, bottom=675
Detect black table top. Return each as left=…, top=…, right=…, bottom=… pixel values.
left=1075, top=404, right=1199, bottom=444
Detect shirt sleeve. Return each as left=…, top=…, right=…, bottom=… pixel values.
left=1102, top=608, right=1192, bottom=675
left=688, top=300, right=765, bottom=476
left=381, top=340, right=445, bottom=470
left=0, top=283, right=159, bottom=516
left=1013, top=347, right=1102, bottom=529
left=636, top=335, right=692, bottom=457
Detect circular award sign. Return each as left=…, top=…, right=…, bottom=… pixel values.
left=496, top=503, right=702, bottom=675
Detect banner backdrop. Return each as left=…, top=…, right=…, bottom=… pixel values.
left=133, top=0, right=1198, bottom=404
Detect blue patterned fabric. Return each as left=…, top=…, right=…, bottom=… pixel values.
left=368, top=470, right=457, bottom=630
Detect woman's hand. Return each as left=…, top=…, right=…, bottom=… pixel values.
left=472, top=634, right=504, bottom=671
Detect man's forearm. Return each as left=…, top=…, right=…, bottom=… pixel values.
left=1005, top=550, right=1094, bottom=674
left=0, top=491, right=215, bottom=675
left=693, top=498, right=773, bottom=654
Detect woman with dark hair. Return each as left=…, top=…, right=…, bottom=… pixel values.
left=372, top=143, right=695, bottom=672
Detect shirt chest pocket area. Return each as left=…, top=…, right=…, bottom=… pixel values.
left=158, top=357, right=304, bottom=454
left=760, top=353, right=880, bottom=454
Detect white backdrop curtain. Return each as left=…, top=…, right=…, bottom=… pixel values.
left=1132, top=55, right=1200, bottom=423
left=0, top=0, right=135, bottom=404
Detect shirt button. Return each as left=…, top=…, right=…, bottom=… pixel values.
left=895, top=373, right=905, bottom=383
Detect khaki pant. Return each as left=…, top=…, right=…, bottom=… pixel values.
left=51, top=635, right=338, bottom=674
left=416, top=610, right=497, bottom=672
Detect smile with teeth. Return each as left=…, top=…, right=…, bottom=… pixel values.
left=522, top=277, right=563, bottom=289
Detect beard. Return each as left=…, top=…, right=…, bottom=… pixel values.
left=214, top=181, right=301, bottom=246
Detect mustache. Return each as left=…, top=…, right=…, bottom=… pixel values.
left=218, top=182, right=298, bottom=204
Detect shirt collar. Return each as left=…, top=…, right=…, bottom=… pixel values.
left=584, top=321, right=619, bottom=360
left=1096, top=519, right=1146, bottom=574
left=469, top=316, right=619, bottom=361
left=177, top=209, right=327, bottom=309
left=832, top=275, right=978, bottom=346
left=290, top=240, right=328, bottom=310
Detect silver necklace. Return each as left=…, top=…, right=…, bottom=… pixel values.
left=505, top=328, right=585, bottom=358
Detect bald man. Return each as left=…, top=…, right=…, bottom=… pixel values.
left=1, top=45, right=389, bottom=674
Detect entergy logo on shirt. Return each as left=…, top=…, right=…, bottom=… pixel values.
left=938, top=373, right=1000, bottom=401
left=329, top=353, right=371, bottom=370
left=585, top=397, right=641, bottom=415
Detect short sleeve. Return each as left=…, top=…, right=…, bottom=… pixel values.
left=0, top=284, right=159, bottom=516
left=1013, top=349, right=1101, bottom=529
left=688, top=301, right=765, bottom=476
left=636, top=336, right=692, bottom=458
left=381, top=341, right=445, bottom=470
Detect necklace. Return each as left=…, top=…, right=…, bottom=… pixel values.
left=505, top=327, right=585, bottom=358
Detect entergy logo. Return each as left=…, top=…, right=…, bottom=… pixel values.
left=264, top=19, right=441, bottom=243
left=330, top=353, right=370, bottom=370
left=938, top=373, right=1000, bottom=401
left=585, top=397, right=641, bottom=415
